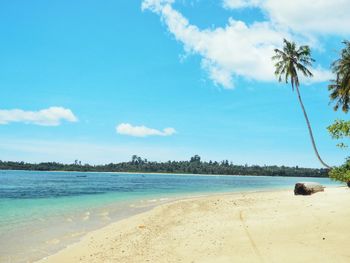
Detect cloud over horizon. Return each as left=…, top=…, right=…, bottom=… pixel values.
left=0, top=107, right=78, bottom=126
left=116, top=123, right=176, bottom=137
left=142, top=0, right=346, bottom=88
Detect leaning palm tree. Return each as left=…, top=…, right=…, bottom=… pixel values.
left=272, top=39, right=330, bottom=168
left=329, top=40, right=350, bottom=112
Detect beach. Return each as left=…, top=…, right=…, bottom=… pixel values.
left=37, top=187, right=350, bottom=263
left=1, top=171, right=342, bottom=262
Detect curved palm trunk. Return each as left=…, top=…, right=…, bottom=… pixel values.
left=295, top=86, right=331, bottom=169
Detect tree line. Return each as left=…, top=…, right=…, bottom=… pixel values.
left=0, top=155, right=328, bottom=177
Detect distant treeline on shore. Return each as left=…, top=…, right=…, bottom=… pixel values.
left=0, top=155, right=329, bottom=177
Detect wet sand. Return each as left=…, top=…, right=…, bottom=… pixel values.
left=37, top=187, right=350, bottom=263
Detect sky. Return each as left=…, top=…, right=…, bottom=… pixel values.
left=0, top=0, right=349, bottom=168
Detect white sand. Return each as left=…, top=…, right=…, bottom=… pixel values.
left=37, top=187, right=350, bottom=263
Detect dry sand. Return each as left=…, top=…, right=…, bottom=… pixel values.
left=37, top=187, right=350, bottom=263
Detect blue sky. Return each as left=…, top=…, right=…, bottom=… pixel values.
left=0, top=0, right=349, bottom=167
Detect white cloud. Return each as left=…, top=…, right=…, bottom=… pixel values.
left=0, top=107, right=78, bottom=126
left=142, top=0, right=174, bottom=12
left=223, top=0, right=350, bottom=35
left=142, top=0, right=291, bottom=88
left=142, top=0, right=335, bottom=89
left=116, top=123, right=176, bottom=137
left=223, top=0, right=260, bottom=9
left=303, top=66, right=333, bottom=84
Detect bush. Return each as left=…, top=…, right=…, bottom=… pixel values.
left=329, top=157, right=350, bottom=186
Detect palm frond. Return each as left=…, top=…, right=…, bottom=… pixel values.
left=329, top=40, right=350, bottom=112
left=272, top=39, right=314, bottom=90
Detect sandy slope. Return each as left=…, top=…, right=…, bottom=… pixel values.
left=37, top=187, right=350, bottom=263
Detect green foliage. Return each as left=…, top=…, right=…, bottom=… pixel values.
left=329, top=157, right=350, bottom=183
left=272, top=38, right=314, bottom=90
left=0, top=155, right=328, bottom=177
left=327, top=119, right=350, bottom=148
left=329, top=40, right=350, bottom=113
left=190, top=155, right=201, bottom=163
left=327, top=40, right=350, bottom=185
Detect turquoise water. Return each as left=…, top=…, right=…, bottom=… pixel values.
left=0, top=170, right=343, bottom=263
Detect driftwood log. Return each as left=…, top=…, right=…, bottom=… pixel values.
left=294, top=182, right=325, bottom=195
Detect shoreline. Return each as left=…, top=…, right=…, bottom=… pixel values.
left=36, top=186, right=350, bottom=263
left=34, top=188, right=288, bottom=261
left=1, top=187, right=295, bottom=263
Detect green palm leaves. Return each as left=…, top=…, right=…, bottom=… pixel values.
left=329, top=40, right=350, bottom=112
left=272, top=39, right=314, bottom=90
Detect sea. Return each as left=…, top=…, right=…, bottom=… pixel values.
left=0, top=170, right=343, bottom=263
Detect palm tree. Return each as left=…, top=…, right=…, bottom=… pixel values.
left=329, top=40, right=350, bottom=112
left=272, top=39, right=330, bottom=168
